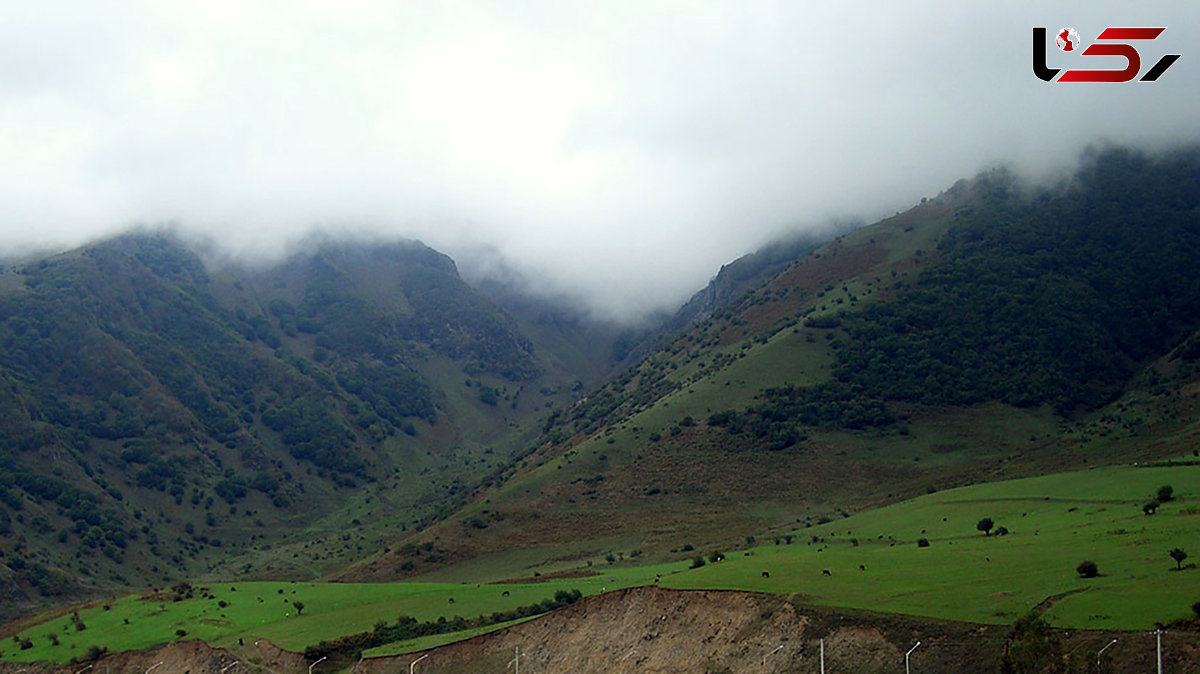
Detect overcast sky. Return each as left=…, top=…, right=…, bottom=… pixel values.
left=1, top=1, right=1197, bottom=321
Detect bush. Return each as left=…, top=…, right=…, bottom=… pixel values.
left=689, top=556, right=706, bottom=569
left=1076, top=560, right=1099, bottom=578
left=917, top=538, right=930, bottom=548
left=1158, top=485, right=1175, bottom=502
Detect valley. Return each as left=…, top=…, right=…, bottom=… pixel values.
left=2, top=145, right=1200, bottom=671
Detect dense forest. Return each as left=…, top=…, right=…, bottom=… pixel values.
left=833, top=147, right=1200, bottom=414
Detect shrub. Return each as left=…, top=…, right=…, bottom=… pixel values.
left=1076, top=560, right=1099, bottom=578
left=1158, top=485, right=1175, bottom=502
left=689, top=556, right=706, bottom=569
left=917, top=538, right=930, bottom=548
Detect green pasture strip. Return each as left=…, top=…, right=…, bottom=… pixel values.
left=362, top=615, right=541, bottom=658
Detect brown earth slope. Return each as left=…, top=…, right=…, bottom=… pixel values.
left=357, top=586, right=1200, bottom=674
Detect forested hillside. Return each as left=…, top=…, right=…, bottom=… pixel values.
left=0, top=235, right=612, bottom=619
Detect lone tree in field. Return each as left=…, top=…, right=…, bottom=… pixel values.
left=293, top=600, right=305, bottom=615
left=977, top=517, right=995, bottom=536
left=1170, top=548, right=1188, bottom=571
left=1157, top=485, right=1175, bottom=502
left=1076, top=560, right=1099, bottom=579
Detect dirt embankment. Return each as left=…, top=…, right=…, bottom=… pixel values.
left=354, top=586, right=996, bottom=673
left=6, top=588, right=1200, bottom=673
left=359, top=586, right=1200, bottom=674
left=0, top=638, right=304, bottom=674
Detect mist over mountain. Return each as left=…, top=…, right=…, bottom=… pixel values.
left=0, top=2, right=1197, bottom=322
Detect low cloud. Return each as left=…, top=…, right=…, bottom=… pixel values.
left=0, top=1, right=1197, bottom=321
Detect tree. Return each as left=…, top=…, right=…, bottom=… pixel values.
left=1157, top=485, right=1175, bottom=502
left=689, top=556, right=706, bottom=569
left=1144, top=500, right=1160, bottom=515
left=1170, top=548, right=1188, bottom=571
left=977, top=517, right=994, bottom=536
left=1001, top=614, right=1062, bottom=674
left=294, top=600, right=305, bottom=615
left=1076, top=560, right=1099, bottom=578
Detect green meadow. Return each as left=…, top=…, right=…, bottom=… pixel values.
left=663, top=462, right=1200, bottom=629
left=3, top=462, right=1197, bottom=663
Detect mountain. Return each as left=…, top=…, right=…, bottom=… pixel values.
left=0, top=234, right=629, bottom=619
left=346, top=145, right=1200, bottom=583
left=663, top=228, right=834, bottom=334
left=3, top=144, right=1199, bottom=628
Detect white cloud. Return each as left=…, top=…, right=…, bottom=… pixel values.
left=0, top=1, right=1196, bottom=320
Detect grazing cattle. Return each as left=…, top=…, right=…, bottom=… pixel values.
left=858, top=564, right=865, bottom=571
left=822, top=569, right=832, bottom=576
left=762, top=571, right=770, bottom=578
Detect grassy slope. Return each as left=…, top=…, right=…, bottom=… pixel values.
left=360, top=154, right=1200, bottom=585
left=669, top=462, right=1200, bottom=630
left=4, top=461, right=1197, bottom=663
left=341, top=200, right=963, bottom=581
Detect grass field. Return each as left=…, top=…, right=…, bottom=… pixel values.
left=2, top=462, right=1197, bottom=663
left=662, top=462, right=1200, bottom=629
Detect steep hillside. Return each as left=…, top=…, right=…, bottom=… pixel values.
left=0, top=234, right=615, bottom=620
left=352, top=145, right=1200, bottom=583
left=663, top=228, right=832, bottom=333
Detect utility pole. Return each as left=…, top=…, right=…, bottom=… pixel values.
left=819, top=638, right=824, bottom=674
left=308, top=655, right=327, bottom=674
left=905, top=641, right=921, bottom=674
left=506, top=645, right=521, bottom=674
left=408, top=652, right=429, bottom=674
left=1155, top=629, right=1164, bottom=674
left=1096, top=638, right=1116, bottom=670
